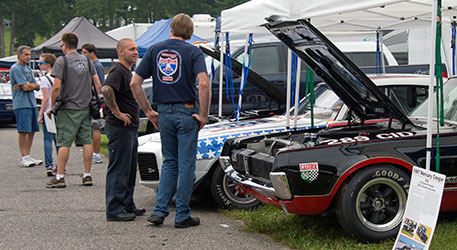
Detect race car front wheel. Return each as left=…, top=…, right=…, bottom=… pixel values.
left=335, top=164, right=410, bottom=242
left=210, top=164, right=261, bottom=209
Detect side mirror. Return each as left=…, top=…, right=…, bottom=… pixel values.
left=406, top=87, right=417, bottom=108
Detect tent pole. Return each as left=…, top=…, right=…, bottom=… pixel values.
left=286, top=49, right=292, bottom=129
left=441, top=22, right=452, bottom=76
left=218, top=33, right=225, bottom=118
left=380, top=30, right=386, bottom=74
left=426, top=0, right=439, bottom=171
left=293, top=58, right=302, bottom=129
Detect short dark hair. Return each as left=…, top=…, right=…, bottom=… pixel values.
left=61, top=32, right=78, bottom=49
left=17, top=45, right=31, bottom=55
left=40, top=53, right=56, bottom=67
left=82, top=43, right=97, bottom=55
left=116, top=38, right=134, bottom=51
left=170, top=13, right=193, bottom=40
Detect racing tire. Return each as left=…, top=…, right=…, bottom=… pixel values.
left=210, top=164, right=262, bottom=209
left=335, top=165, right=410, bottom=242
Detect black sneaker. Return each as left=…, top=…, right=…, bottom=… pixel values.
left=107, top=212, right=136, bottom=222
left=127, top=208, right=146, bottom=216
left=46, top=167, right=55, bottom=177
left=147, top=214, right=164, bottom=225
left=175, top=216, right=200, bottom=228
left=82, top=175, right=93, bottom=186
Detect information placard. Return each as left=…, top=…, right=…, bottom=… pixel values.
left=392, top=166, right=446, bottom=250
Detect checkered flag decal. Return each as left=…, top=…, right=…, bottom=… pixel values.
left=300, top=163, right=319, bottom=182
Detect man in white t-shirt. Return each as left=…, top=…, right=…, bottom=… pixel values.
left=37, top=53, right=59, bottom=177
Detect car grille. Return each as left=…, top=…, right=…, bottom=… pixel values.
left=138, top=153, right=159, bottom=181
left=231, top=149, right=274, bottom=180
left=249, top=153, right=274, bottom=180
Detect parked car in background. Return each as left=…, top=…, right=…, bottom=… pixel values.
left=0, top=82, right=15, bottom=122
left=219, top=19, right=457, bottom=242
left=139, top=37, right=402, bottom=134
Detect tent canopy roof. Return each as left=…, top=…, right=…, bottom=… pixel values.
left=106, top=23, right=153, bottom=40
left=32, top=16, right=118, bottom=58
left=136, top=18, right=207, bottom=57
left=221, top=0, right=457, bottom=34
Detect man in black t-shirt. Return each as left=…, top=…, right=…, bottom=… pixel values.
left=101, top=38, right=145, bottom=221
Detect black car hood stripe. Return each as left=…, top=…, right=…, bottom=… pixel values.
left=199, top=45, right=286, bottom=105
left=264, top=19, right=412, bottom=125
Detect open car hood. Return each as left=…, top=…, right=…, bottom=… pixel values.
left=198, top=45, right=286, bottom=106
left=264, top=19, right=412, bottom=125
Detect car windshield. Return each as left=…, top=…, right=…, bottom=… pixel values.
left=289, top=84, right=343, bottom=121
left=409, top=77, right=457, bottom=124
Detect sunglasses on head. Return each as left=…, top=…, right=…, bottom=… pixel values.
left=38, top=62, right=49, bottom=65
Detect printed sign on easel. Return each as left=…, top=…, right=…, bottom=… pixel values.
left=392, top=166, right=446, bottom=250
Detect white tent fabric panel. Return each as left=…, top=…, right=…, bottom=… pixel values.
left=221, top=0, right=457, bottom=34
left=106, top=23, right=153, bottom=40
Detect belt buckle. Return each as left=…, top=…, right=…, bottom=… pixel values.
left=184, top=103, right=194, bottom=108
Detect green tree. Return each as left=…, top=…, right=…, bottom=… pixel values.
left=0, top=0, right=75, bottom=55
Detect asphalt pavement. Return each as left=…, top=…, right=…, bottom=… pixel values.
left=0, top=121, right=289, bottom=250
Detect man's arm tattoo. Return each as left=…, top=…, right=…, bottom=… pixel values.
left=102, top=85, right=120, bottom=114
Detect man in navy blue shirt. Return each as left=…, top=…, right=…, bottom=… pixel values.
left=82, top=43, right=105, bottom=165
left=130, top=13, right=210, bottom=228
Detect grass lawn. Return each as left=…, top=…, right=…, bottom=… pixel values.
left=2, top=27, right=12, bottom=56
left=224, top=205, right=457, bottom=250
left=2, top=27, right=48, bottom=57
left=100, top=134, right=108, bottom=157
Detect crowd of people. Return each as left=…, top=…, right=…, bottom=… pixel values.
left=10, top=13, right=209, bottom=228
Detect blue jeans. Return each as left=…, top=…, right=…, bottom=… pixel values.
left=42, top=119, right=58, bottom=168
left=153, top=103, right=199, bottom=222
left=105, top=123, right=138, bottom=218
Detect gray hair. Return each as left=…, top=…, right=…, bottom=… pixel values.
left=17, top=45, right=31, bottom=55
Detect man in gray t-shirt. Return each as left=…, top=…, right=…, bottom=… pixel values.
left=51, top=52, right=95, bottom=109
left=46, top=32, right=101, bottom=189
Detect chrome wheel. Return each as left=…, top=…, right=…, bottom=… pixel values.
left=222, top=174, right=259, bottom=205
left=355, top=177, right=407, bottom=232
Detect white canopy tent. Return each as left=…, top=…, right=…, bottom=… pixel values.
left=218, top=0, right=457, bottom=119
left=221, top=0, right=457, bottom=33
left=106, top=23, right=153, bottom=41
left=220, top=0, right=457, bottom=73
left=220, top=0, right=457, bottom=170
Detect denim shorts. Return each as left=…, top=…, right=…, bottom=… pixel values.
left=15, top=108, right=40, bottom=133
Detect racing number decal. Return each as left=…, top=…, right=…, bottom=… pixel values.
left=321, top=136, right=370, bottom=145
left=321, top=132, right=414, bottom=145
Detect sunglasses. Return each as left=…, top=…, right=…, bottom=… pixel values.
left=38, top=62, right=49, bottom=65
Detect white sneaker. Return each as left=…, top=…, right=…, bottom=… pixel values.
left=27, top=156, right=43, bottom=166
left=20, top=158, right=36, bottom=168
left=92, top=154, right=103, bottom=164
